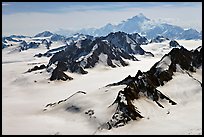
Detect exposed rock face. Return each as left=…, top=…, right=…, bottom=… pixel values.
left=19, top=41, right=40, bottom=51
left=2, top=42, right=9, bottom=49
left=106, top=87, right=144, bottom=129
left=48, top=38, right=137, bottom=74
left=105, top=45, right=202, bottom=129
left=50, top=61, right=73, bottom=81
left=192, top=46, right=202, bottom=68
left=34, top=45, right=68, bottom=58
left=50, top=68, right=73, bottom=81
left=47, top=31, right=152, bottom=75
left=47, top=40, right=91, bottom=74
left=150, top=35, right=169, bottom=43
left=169, top=40, right=181, bottom=48
left=41, top=39, right=52, bottom=49
left=102, top=31, right=149, bottom=55
left=27, top=64, right=46, bottom=73
left=3, top=36, right=21, bottom=43
left=79, top=38, right=138, bottom=68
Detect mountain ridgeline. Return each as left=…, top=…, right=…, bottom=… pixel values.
left=57, top=13, right=202, bottom=40
left=47, top=31, right=152, bottom=79
left=2, top=13, right=201, bottom=50
left=103, top=44, right=202, bottom=129
left=43, top=39, right=202, bottom=130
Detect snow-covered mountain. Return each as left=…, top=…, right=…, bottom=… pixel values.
left=4, top=29, right=201, bottom=78
left=179, top=29, right=202, bottom=40
left=99, top=45, right=202, bottom=129
left=47, top=31, right=153, bottom=76
left=101, top=31, right=149, bottom=54
left=43, top=44, right=202, bottom=131
left=65, top=33, right=95, bottom=45
left=2, top=31, right=96, bottom=51
left=2, top=31, right=153, bottom=77
left=56, top=13, right=201, bottom=40
left=2, top=36, right=51, bottom=52
left=34, top=31, right=53, bottom=37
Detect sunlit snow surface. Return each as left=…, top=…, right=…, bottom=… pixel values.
left=2, top=40, right=202, bottom=135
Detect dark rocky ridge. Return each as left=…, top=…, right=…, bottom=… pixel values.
left=50, top=61, right=73, bottom=81
left=2, top=36, right=22, bottom=49
left=34, top=45, right=68, bottom=58
left=26, top=64, right=47, bottom=73
left=169, top=40, right=182, bottom=48
left=19, top=41, right=41, bottom=51
left=101, top=31, right=149, bottom=55
left=104, top=45, right=202, bottom=129
left=150, top=35, right=169, bottom=43
left=42, top=39, right=52, bottom=49
left=47, top=32, right=152, bottom=76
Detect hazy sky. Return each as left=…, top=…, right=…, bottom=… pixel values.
left=2, top=2, right=202, bottom=36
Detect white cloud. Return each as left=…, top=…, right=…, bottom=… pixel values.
left=2, top=3, right=202, bottom=36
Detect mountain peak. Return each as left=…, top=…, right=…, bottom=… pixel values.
left=138, top=13, right=145, bottom=17
left=108, top=31, right=127, bottom=36
left=34, top=31, right=53, bottom=37
left=59, top=13, right=201, bottom=40
left=130, top=13, right=150, bottom=21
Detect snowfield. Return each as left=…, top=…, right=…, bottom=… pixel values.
left=2, top=40, right=202, bottom=135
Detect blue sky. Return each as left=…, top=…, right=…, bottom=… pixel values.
left=2, top=2, right=202, bottom=36
left=2, top=2, right=200, bottom=14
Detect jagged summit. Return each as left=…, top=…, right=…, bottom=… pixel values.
left=102, top=31, right=149, bottom=55
left=47, top=31, right=151, bottom=76
left=150, top=35, right=169, bottom=43
left=128, top=13, right=150, bottom=22
left=71, top=13, right=201, bottom=40
left=42, top=42, right=202, bottom=131
left=104, top=45, right=202, bottom=129
left=34, top=31, right=53, bottom=37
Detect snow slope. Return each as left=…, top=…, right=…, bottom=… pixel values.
left=140, top=39, right=202, bottom=57
left=2, top=40, right=202, bottom=135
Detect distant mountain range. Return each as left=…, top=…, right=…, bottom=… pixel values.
left=2, top=13, right=202, bottom=51
left=2, top=27, right=202, bottom=77
left=3, top=30, right=157, bottom=76
left=56, top=13, right=202, bottom=40
left=2, top=15, right=202, bottom=78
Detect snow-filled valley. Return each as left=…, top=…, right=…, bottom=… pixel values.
left=2, top=39, right=202, bottom=135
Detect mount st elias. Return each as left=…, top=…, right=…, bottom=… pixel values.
left=56, top=13, right=202, bottom=40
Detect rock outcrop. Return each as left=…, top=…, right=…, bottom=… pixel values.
left=150, top=35, right=169, bottom=43
left=50, top=61, right=73, bottom=81
left=169, top=40, right=181, bottom=48
left=27, top=64, right=46, bottom=73
left=104, top=45, right=202, bottom=129
left=47, top=31, right=152, bottom=75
